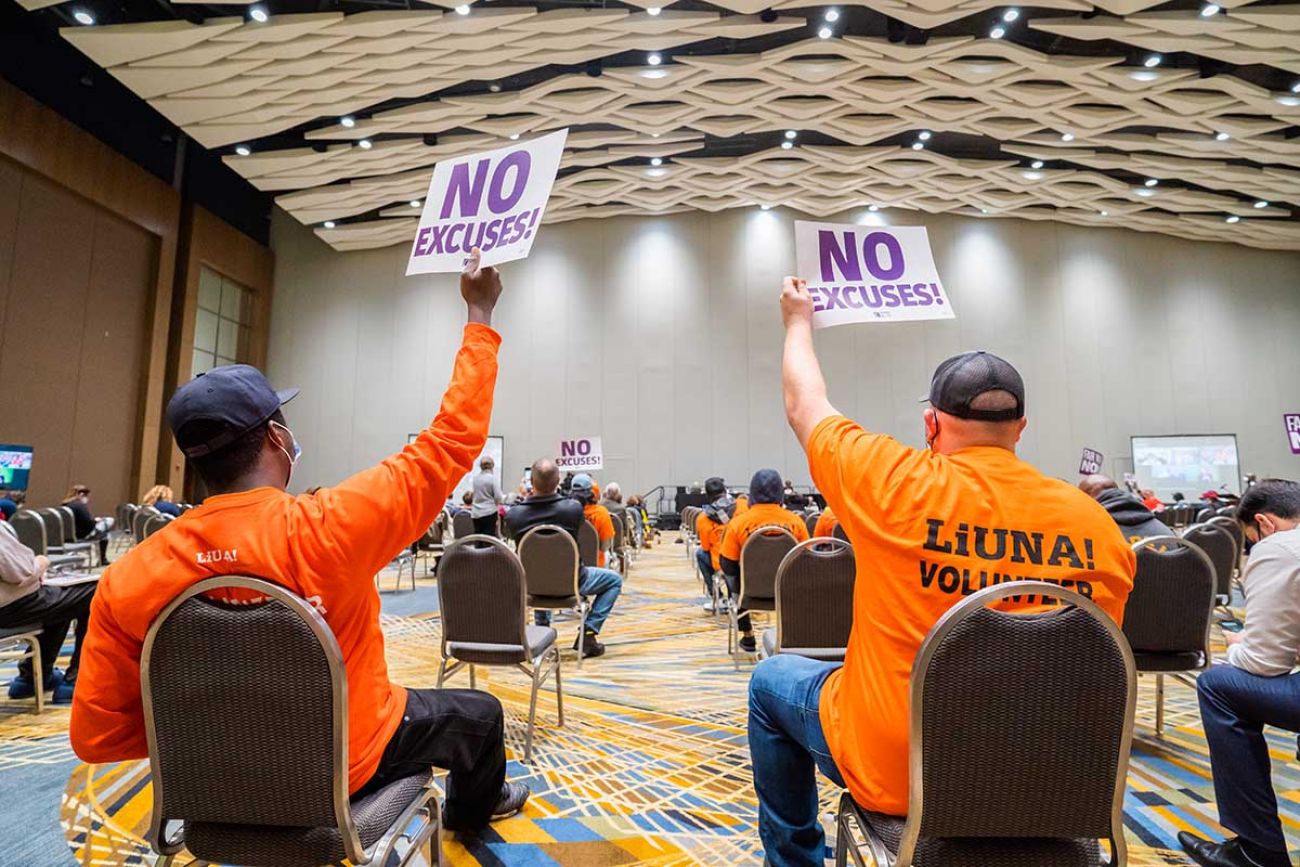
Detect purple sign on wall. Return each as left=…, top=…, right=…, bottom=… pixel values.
left=1286, top=414, right=1300, bottom=455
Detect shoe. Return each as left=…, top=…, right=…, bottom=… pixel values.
left=1179, top=832, right=1293, bottom=867
left=52, top=678, right=76, bottom=704
left=573, top=628, right=606, bottom=659
left=701, top=600, right=717, bottom=613
left=491, top=782, right=530, bottom=821
left=7, top=669, right=63, bottom=700
left=739, top=635, right=757, bottom=653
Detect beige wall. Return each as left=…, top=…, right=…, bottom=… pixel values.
left=267, top=206, right=1300, bottom=497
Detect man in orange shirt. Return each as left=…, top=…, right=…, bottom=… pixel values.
left=695, top=477, right=734, bottom=613
left=750, top=276, right=1135, bottom=866
left=813, top=506, right=838, bottom=538
left=70, top=249, right=528, bottom=832
left=571, top=474, right=615, bottom=569
left=718, top=469, right=810, bottom=653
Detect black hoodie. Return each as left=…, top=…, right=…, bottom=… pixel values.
left=1096, top=488, right=1171, bottom=544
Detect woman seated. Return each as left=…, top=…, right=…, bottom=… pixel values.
left=141, top=484, right=183, bottom=518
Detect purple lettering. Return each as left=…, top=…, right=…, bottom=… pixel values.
left=822, top=285, right=848, bottom=310
left=483, top=218, right=502, bottom=250
left=500, top=215, right=517, bottom=242
left=446, top=222, right=464, bottom=253
left=440, top=159, right=490, bottom=219
left=488, top=151, right=531, bottom=213
left=818, top=230, right=861, bottom=282
left=843, top=285, right=863, bottom=308
left=414, top=227, right=433, bottom=257
left=425, top=224, right=449, bottom=255
left=912, top=283, right=932, bottom=304
left=898, top=283, right=916, bottom=306
left=930, top=282, right=944, bottom=305
left=561, top=441, right=577, bottom=457
left=880, top=284, right=900, bottom=307
left=863, top=231, right=905, bottom=280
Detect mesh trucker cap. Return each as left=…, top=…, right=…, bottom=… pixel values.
left=923, top=351, right=1025, bottom=422
left=167, top=364, right=299, bottom=458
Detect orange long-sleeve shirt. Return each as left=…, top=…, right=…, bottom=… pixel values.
left=584, top=502, right=614, bottom=567
left=695, top=510, right=728, bottom=570
left=70, top=323, right=501, bottom=795
left=814, top=507, right=839, bottom=538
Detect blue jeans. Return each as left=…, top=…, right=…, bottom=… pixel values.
left=696, top=548, right=716, bottom=594
left=534, top=566, right=622, bottom=634
left=1197, top=663, right=1300, bottom=854
left=749, top=654, right=845, bottom=866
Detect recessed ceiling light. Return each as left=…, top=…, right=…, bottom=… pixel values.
left=781, top=141, right=794, bottom=150
left=1031, top=160, right=1043, bottom=169
left=868, top=204, right=879, bottom=212
left=1226, top=215, right=1240, bottom=223
left=73, top=9, right=94, bottom=25
left=785, top=129, right=797, bottom=140
left=980, top=208, right=990, bottom=215
left=455, top=4, right=470, bottom=13
left=324, top=221, right=336, bottom=229
left=990, top=25, right=1006, bottom=39
left=825, top=8, right=840, bottom=22
left=647, top=5, right=661, bottom=13
left=358, top=139, right=373, bottom=149
left=818, top=25, right=833, bottom=39
left=651, top=133, right=660, bottom=138
left=235, top=145, right=251, bottom=156
left=647, top=52, right=662, bottom=65
left=509, top=133, right=520, bottom=140
left=341, top=115, right=356, bottom=128
left=1061, top=132, right=1075, bottom=142
left=1254, top=200, right=1269, bottom=208
left=410, top=200, right=422, bottom=208
left=918, top=130, right=932, bottom=141
left=1278, top=95, right=1300, bottom=107
left=1144, top=178, right=1158, bottom=187
left=650, top=157, right=663, bottom=166
left=1002, top=8, right=1020, bottom=22
left=911, top=142, right=924, bottom=150
left=1143, top=54, right=1162, bottom=68
left=1200, top=3, right=1221, bottom=16
left=1292, top=81, right=1300, bottom=94
left=249, top=6, right=268, bottom=22
left=1100, top=210, right=1108, bottom=216
left=761, top=204, right=772, bottom=210
left=1214, top=131, right=1230, bottom=141
left=489, top=83, right=501, bottom=93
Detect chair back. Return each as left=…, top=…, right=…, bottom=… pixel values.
left=1214, top=505, right=1236, bottom=519
left=116, top=502, right=137, bottom=533
left=59, top=507, right=80, bottom=544
left=436, top=536, right=529, bottom=661
left=1183, top=523, right=1237, bottom=600
left=609, top=510, right=625, bottom=550
left=681, top=506, right=698, bottom=535
left=803, top=512, right=819, bottom=538
left=142, top=576, right=366, bottom=864
left=739, top=526, right=798, bottom=608
left=144, top=514, right=173, bottom=538
left=1206, top=515, right=1242, bottom=565
left=452, top=511, right=474, bottom=540
left=1195, top=507, right=1214, bottom=523
left=10, top=511, right=46, bottom=554
left=832, top=523, right=849, bottom=543
left=37, top=509, right=65, bottom=548
left=578, top=519, right=599, bottom=569
left=774, top=539, right=856, bottom=653
left=518, top=525, right=580, bottom=604
left=133, top=506, right=159, bottom=544
left=1122, top=536, right=1215, bottom=655
left=894, top=582, right=1134, bottom=865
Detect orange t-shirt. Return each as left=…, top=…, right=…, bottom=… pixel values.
left=695, top=510, right=728, bottom=570
left=584, top=502, right=614, bottom=567
left=69, top=324, right=501, bottom=795
left=808, top=415, right=1134, bottom=816
left=734, top=494, right=750, bottom=516
left=814, top=508, right=839, bottom=538
left=718, top=502, right=810, bottom=563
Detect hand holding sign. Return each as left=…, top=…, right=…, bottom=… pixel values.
left=780, top=276, right=814, bottom=329
left=460, top=246, right=502, bottom=325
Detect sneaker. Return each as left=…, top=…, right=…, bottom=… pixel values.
left=52, top=678, right=76, bottom=704
left=7, top=669, right=63, bottom=700
left=573, top=628, right=606, bottom=659
left=739, top=635, right=757, bottom=653
left=491, top=782, right=530, bottom=821
left=701, top=600, right=717, bottom=613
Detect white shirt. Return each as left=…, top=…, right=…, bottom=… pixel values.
left=470, top=469, right=502, bottom=519
left=0, top=526, right=45, bottom=608
left=1228, top=526, right=1300, bottom=676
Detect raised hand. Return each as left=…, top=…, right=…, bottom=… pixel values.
left=460, top=247, right=503, bottom=326
left=780, top=276, right=814, bottom=330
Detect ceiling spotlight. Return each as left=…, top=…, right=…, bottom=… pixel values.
left=785, top=129, right=798, bottom=140
left=455, top=4, right=470, bottom=13
left=1002, top=7, right=1020, bottom=22
left=358, top=139, right=373, bottom=149
left=1254, top=200, right=1269, bottom=208
left=868, top=204, right=879, bottom=212
left=509, top=133, right=520, bottom=140
left=410, top=200, right=422, bottom=208
left=1101, top=210, right=1109, bottom=217
left=647, top=5, right=661, bottom=13
left=1061, top=132, right=1075, bottom=142
left=249, top=6, right=268, bottom=21
left=647, top=52, right=662, bottom=65
left=781, top=140, right=794, bottom=150
left=980, top=208, right=990, bottom=215
left=650, top=157, right=663, bottom=166
left=1143, top=54, right=1162, bottom=68
left=341, top=115, right=356, bottom=128
left=324, top=221, right=336, bottom=229
left=1214, top=131, right=1230, bottom=141
left=235, top=145, right=251, bottom=156
left=1200, top=3, right=1221, bottom=16
left=911, top=141, right=924, bottom=151
left=1226, top=215, right=1240, bottom=223
left=825, top=7, right=840, bottom=21
left=73, top=9, right=94, bottom=24
left=761, top=204, right=773, bottom=210
left=1144, top=178, right=1158, bottom=187
left=990, top=25, right=1006, bottom=38
left=818, top=25, right=833, bottom=39
left=918, top=130, right=932, bottom=141
left=1292, top=81, right=1300, bottom=93
left=1031, top=160, right=1044, bottom=169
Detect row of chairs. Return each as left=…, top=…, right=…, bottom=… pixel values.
left=451, top=509, right=639, bottom=575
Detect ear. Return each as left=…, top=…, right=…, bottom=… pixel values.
left=922, top=407, right=939, bottom=443
left=1015, top=416, right=1028, bottom=441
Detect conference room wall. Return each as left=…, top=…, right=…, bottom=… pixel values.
left=268, top=207, right=1300, bottom=499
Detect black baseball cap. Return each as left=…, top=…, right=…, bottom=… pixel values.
left=924, top=351, right=1024, bottom=422
left=167, top=364, right=299, bottom=458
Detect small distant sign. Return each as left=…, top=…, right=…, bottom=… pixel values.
left=556, top=437, right=603, bottom=471
left=1079, top=448, right=1104, bottom=476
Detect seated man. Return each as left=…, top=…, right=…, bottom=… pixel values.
left=695, top=478, right=735, bottom=613
left=600, top=482, right=628, bottom=525
left=506, top=460, right=623, bottom=659
left=1179, top=479, right=1300, bottom=867
left=571, top=475, right=615, bottom=569
left=718, top=469, right=810, bottom=653
left=63, top=485, right=112, bottom=565
left=752, top=276, right=1135, bottom=866
left=70, top=249, right=528, bottom=831
left=813, top=506, right=838, bottom=539
left=0, top=524, right=93, bottom=704
left=1080, top=474, right=1171, bottom=544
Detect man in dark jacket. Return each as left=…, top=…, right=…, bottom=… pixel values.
left=1080, top=474, right=1171, bottom=544
left=506, top=459, right=623, bottom=658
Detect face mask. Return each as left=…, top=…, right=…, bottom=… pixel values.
left=270, top=421, right=302, bottom=486
left=925, top=413, right=940, bottom=450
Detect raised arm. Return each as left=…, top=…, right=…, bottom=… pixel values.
left=781, top=277, right=839, bottom=449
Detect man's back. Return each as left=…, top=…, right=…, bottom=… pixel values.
left=471, top=470, right=501, bottom=519
left=718, top=502, right=810, bottom=563
left=1096, top=487, right=1171, bottom=544
left=506, top=493, right=584, bottom=542
left=808, top=415, right=1134, bottom=816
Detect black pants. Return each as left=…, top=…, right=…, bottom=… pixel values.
left=472, top=515, right=498, bottom=538
left=722, top=573, right=752, bottom=633
left=358, top=687, right=506, bottom=831
left=0, top=583, right=96, bottom=681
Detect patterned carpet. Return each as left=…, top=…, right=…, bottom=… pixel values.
left=1, top=537, right=1298, bottom=866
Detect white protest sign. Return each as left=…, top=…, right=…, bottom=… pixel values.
left=1079, top=448, right=1104, bottom=475
left=406, top=129, right=568, bottom=275
left=556, top=436, right=603, bottom=472
left=794, top=221, right=955, bottom=328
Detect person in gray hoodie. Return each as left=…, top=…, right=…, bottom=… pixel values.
left=1080, top=474, right=1171, bottom=544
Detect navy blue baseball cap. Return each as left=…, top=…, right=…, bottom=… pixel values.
left=167, top=364, right=299, bottom=458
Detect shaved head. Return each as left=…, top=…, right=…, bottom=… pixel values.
left=531, top=458, right=560, bottom=495
left=1079, top=474, right=1119, bottom=500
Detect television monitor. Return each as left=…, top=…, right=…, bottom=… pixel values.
left=0, top=445, right=32, bottom=492
left=1130, top=434, right=1240, bottom=502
